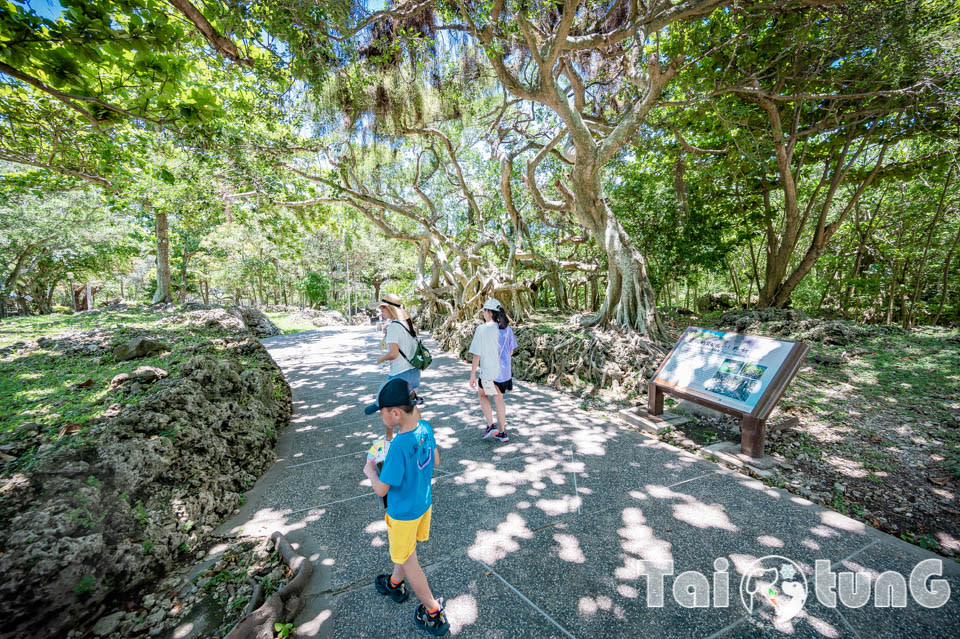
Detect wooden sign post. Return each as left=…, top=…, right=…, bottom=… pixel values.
left=647, top=327, right=810, bottom=461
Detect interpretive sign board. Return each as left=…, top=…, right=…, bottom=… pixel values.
left=648, top=327, right=809, bottom=459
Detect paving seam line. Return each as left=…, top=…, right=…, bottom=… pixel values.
left=570, top=448, right=581, bottom=514
left=475, top=559, right=578, bottom=639
left=562, top=470, right=727, bottom=524
left=703, top=615, right=749, bottom=639
left=281, top=454, right=566, bottom=518
left=831, top=539, right=880, bottom=568
left=284, top=492, right=371, bottom=516
left=665, top=470, right=724, bottom=489
left=285, top=445, right=482, bottom=472
left=827, top=539, right=879, bottom=639
left=288, top=411, right=475, bottom=436
left=283, top=456, right=719, bottom=521
left=286, top=450, right=365, bottom=468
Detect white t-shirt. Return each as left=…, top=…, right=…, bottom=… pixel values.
left=469, top=321, right=502, bottom=380
left=386, top=321, right=418, bottom=376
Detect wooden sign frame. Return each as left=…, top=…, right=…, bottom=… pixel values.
left=647, top=327, right=810, bottom=459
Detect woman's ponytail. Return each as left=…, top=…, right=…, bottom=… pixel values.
left=495, top=308, right=510, bottom=330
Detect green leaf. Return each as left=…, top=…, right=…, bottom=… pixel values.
left=158, top=168, right=175, bottom=184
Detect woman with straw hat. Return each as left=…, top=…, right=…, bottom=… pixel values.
left=375, top=294, right=422, bottom=403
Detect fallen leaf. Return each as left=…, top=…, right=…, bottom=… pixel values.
left=57, top=422, right=83, bottom=439
left=75, top=379, right=95, bottom=389
left=943, top=507, right=960, bottom=516
left=0, top=453, right=15, bottom=463
left=928, top=476, right=953, bottom=486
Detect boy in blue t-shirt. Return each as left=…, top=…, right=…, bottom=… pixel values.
left=363, top=378, right=449, bottom=636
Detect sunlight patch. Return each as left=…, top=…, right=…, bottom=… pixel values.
left=553, top=533, right=586, bottom=564
left=445, top=594, right=478, bottom=633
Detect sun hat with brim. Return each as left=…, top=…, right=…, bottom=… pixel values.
left=481, top=298, right=503, bottom=312
left=378, top=293, right=411, bottom=321
left=364, top=378, right=424, bottom=415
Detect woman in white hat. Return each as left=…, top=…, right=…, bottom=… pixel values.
left=375, top=294, right=422, bottom=403
left=468, top=298, right=514, bottom=442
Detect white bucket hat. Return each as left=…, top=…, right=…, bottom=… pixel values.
left=481, top=298, right=503, bottom=312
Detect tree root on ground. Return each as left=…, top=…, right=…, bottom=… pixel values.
left=224, top=531, right=313, bottom=639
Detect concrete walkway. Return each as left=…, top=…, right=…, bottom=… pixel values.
left=218, top=326, right=960, bottom=638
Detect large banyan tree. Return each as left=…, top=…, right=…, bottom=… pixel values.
left=269, top=0, right=849, bottom=340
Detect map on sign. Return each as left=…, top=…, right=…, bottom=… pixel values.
left=653, top=327, right=795, bottom=413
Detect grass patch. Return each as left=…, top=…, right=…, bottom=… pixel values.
left=263, top=312, right=317, bottom=334
left=0, top=305, right=279, bottom=476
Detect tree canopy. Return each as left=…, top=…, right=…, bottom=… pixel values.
left=2, top=0, right=958, bottom=331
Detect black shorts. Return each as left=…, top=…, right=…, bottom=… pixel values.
left=478, top=378, right=513, bottom=394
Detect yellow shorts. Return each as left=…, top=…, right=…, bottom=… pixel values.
left=385, top=506, right=432, bottom=565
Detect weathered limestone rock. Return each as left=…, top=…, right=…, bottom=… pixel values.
left=110, top=366, right=169, bottom=388
left=233, top=306, right=282, bottom=338
left=93, top=611, right=125, bottom=636
left=113, top=337, right=169, bottom=361
left=0, top=337, right=292, bottom=638
left=177, top=306, right=281, bottom=338
left=308, top=310, right=347, bottom=327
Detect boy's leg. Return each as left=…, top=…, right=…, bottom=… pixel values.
left=400, top=549, right=439, bottom=611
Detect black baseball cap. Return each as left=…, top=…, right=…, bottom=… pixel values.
left=364, top=378, right=424, bottom=415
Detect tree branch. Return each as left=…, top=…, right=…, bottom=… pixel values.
left=167, top=0, right=254, bottom=66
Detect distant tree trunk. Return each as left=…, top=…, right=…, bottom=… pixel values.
left=119, top=278, right=124, bottom=300
left=841, top=198, right=880, bottom=319
left=726, top=256, right=742, bottom=307
left=816, top=258, right=844, bottom=314
left=85, top=282, right=93, bottom=310
left=201, top=280, right=210, bottom=304
left=178, top=251, right=191, bottom=303
left=933, top=220, right=960, bottom=326
left=14, top=292, right=30, bottom=314
left=906, top=165, right=953, bottom=328
left=41, top=282, right=55, bottom=313
left=151, top=204, right=173, bottom=304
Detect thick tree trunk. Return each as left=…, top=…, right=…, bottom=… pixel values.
left=581, top=209, right=664, bottom=339
left=564, top=163, right=664, bottom=339
left=152, top=205, right=173, bottom=304
left=0, top=244, right=37, bottom=319
left=547, top=267, right=569, bottom=311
